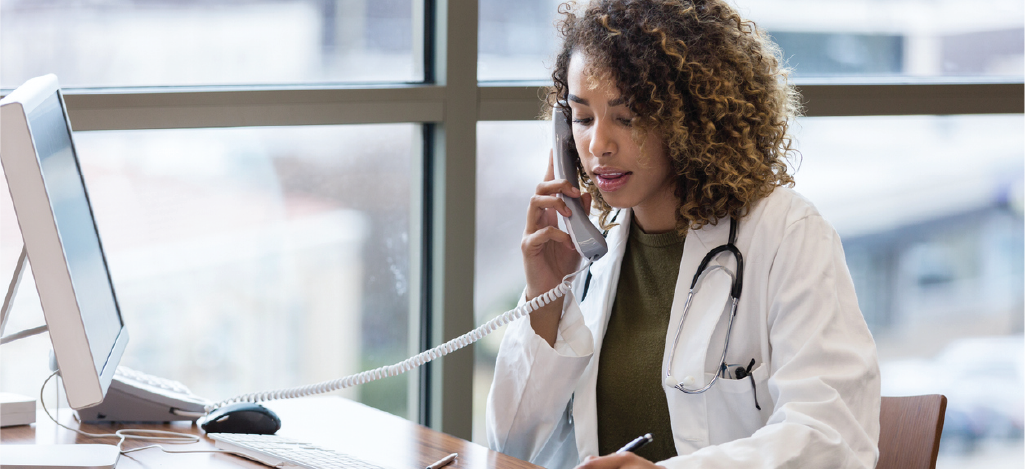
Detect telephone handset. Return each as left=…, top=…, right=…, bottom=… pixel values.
left=552, top=105, right=608, bottom=262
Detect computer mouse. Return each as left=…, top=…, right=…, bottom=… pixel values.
left=200, top=402, right=281, bottom=434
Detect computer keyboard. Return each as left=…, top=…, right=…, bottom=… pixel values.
left=209, top=433, right=389, bottom=469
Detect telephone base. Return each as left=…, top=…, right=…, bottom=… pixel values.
left=75, top=367, right=209, bottom=423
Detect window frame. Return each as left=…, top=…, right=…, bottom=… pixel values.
left=2, top=0, right=1022, bottom=441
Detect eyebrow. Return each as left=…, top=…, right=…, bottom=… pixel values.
left=568, top=94, right=627, bottom=107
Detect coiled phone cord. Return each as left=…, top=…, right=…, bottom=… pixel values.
left=204, top=260, right=591, bottom=413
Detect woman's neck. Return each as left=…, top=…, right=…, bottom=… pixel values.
left=631, top=186, right=679, bottom=234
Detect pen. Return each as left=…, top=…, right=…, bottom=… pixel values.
left=616, top=433, right=653, bottom=454
left=426, top=452, right=458, bottom=469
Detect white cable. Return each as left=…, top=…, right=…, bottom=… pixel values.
left=205, top=260, right=592, bottom=412
left=39, top=372, right=204, bottom=450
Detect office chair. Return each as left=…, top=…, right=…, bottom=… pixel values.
left=877, top=394, right=948, bottom=469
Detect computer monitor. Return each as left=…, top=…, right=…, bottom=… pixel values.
left=1, top=74, right=129, bottom=410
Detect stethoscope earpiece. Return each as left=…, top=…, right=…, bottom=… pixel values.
left=665, top=376, right=678, bottom=387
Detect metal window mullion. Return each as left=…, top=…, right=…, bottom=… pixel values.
left=416, top=0, right=437, bottom=430
left=61, top=86, right=447, bottom=130
left=423, top=0, right=477, bottom=440
left=56, top=80, right=1025, bottom=131
left=796, top=82, right=1025, bottom=116
left=477, top=82, right=1025, bottom=121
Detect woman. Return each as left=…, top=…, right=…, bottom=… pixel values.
left=486, top=1, right=881, bottom=468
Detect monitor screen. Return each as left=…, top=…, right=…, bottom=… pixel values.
left=29, top=92, right=124, bottom=373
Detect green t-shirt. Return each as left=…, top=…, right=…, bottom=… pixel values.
left=596, top=221, right=685, bottom=462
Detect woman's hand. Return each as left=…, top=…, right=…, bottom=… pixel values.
left=523, top=150, right=591, bottom=297
left=576, top=453, right=666, bottom=469
left=521, top=150, right=591, bottom=346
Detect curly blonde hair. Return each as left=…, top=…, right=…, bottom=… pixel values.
left=549, top=0, right=801, bottom=233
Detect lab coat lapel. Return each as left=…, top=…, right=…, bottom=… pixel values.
left=572, top=209, right=631, bottom=459
left=662, top=218, right=733, bottom=454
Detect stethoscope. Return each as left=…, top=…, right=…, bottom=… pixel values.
left=664, top=217, right=744, bottom=394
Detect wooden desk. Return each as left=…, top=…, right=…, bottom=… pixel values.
left=1, top=397, right=539, bottom=469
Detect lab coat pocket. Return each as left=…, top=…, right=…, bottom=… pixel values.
left=703, top=362, right=770, bottom=444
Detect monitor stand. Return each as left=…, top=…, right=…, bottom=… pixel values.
left=0, top=246, right=120, bottom=468
left=1, top=246, right=48, bottom=343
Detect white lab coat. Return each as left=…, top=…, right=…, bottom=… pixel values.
left=486, top=187, right=880, bottom=469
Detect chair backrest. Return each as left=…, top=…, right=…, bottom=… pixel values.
left=877, top=394, right=948, bottom=469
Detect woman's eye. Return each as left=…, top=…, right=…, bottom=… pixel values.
left=617, top=117, right=634, bottom=126
left=572, top=117, right=593, bottom=125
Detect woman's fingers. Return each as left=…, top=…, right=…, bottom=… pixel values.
left=538, top=179, right=582, bottom=198
left=525, top=194, right=569, bottom=233
left=525, top=180, right=583, bottom=234
left=575, top=453, right=659, bottom=469
left=545, top=150, right=555, bottom=181
left=522, top=149, right=586, bottom=265
left=522, top=225, right=575, bottom=254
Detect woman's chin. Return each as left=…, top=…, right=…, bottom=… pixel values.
left=599, top=193, right=635, bottom=210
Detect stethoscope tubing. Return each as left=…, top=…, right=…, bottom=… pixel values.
left=692, top=242, right=744, bottom=299
left=666, top=272, right=739, bottom=394
left=672, top=297, right=738, bottom=394
left=665, top=217, right=744, bottom=394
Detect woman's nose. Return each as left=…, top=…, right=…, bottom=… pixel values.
left=588, top=119, right=616, bottom=158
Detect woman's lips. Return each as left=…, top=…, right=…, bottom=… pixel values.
left=595, top=171, right=631, bottom=192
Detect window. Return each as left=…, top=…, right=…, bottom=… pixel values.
left=477, top=0, right=1024, bottom=80
left=736, top=0, right=1024, bottom=78
left=472, top=121, right=551, bottom=442
left=1, top=0, right=424, bottom=87
left=478, top=0, right=561, bottom=81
